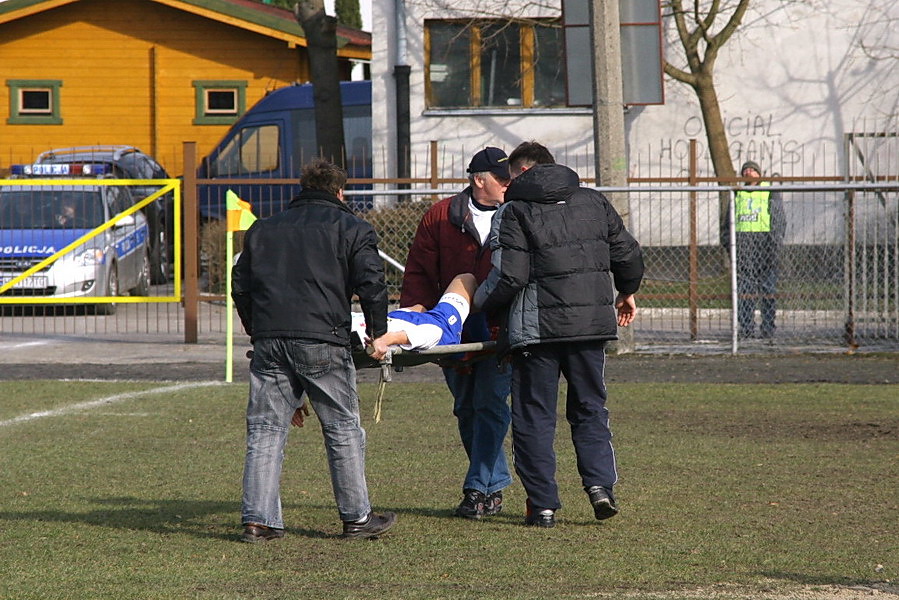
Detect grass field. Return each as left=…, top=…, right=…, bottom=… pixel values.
left=1, top=378, right=896, bottom=600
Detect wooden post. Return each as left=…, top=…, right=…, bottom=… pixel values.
left=182, top=142, right=199, bottom=343
left=430, top=140, right=438, bottom=201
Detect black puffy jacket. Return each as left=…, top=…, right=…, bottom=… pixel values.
left=232, top=189, right=387, bottom=345
left=474, top=163, right=643, bottom=351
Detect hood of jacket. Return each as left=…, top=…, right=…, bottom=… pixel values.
left=505, top=163, right=580, bottom=204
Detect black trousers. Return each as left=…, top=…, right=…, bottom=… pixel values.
left=510, top=340, right=617, bottom=511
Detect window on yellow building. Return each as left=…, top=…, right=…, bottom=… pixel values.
left=425, top=19, right=566, bottom=109
left=192, top=81, right=247, bottom=125
left=6, top=80, right=62, bottom=125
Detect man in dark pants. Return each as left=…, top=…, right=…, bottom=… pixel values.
left=232, top=159, right=397, bottom=541
left=475, top=160, right=644, bottom=528
left=401, top=147, right=513, bottom=520
left=732, top=160, right=786, bottom=338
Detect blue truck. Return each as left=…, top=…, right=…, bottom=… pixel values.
left=197, top=80, right=372, bottom=219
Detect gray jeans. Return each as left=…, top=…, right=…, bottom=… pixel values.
left=241, top=338, right=371, bottom=527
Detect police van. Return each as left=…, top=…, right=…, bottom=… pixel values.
left=0, top=182, right=150, bottom=314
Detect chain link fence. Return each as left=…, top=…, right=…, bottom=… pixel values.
left=3, top=139, right=898, bottom=353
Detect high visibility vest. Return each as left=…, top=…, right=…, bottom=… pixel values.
left=734, top=182, right=772, bottom=232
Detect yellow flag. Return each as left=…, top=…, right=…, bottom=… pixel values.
left=226, top=190, right=257, bottom=232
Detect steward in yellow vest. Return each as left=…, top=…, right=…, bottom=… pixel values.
left=731, top=160, right=786, bottom=339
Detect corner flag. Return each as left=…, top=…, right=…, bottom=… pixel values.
left=226, top=190, right=257, bottom=232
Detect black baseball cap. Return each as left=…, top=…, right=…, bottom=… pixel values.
left=467, top=147, right=510, bottom=180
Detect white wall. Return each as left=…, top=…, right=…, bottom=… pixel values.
left=373, top=0, right=899, bottom=242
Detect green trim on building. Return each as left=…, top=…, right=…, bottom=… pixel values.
left=0, top=0, right=351, bottom=47
left=192, top=80, right=247, bottom=125
left=6, top=79, right=63, bottom=125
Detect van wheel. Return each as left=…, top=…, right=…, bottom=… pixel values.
left=131, top=251, right=151, bottom=296
left=95, top=264, right=118, bottom=315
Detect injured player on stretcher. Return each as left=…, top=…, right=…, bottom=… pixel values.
left=354, top=273, right=478, bottom=361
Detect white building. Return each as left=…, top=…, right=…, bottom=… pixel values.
left=372, top=0, right=897, bottom=181
left=371, top=0, right=898, bottom=246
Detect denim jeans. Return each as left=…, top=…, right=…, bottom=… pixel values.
left=242, top=337, right=371, bottom=527
left=443, top=360, right=513, bottom=495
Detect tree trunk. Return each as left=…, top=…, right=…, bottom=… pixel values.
left=693, top=72, right=736, bottom=227
left=295, top=0, right=346, bottom=167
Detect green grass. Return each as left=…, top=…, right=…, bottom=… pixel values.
left=1, top=379, right=896, bottom=599
left=640, top=276, right=845, bottom=310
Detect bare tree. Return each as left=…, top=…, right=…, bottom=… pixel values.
left=294, top=0, right=347, bottom=167
left=662, top=0, right=750, bottom=184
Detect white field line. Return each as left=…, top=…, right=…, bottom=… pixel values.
left=0, top=340, right=50, bottom=350
left=0, top=381, right=224, bottom=428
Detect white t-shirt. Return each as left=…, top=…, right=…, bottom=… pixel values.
left=468, top=197, right=497, bottom=245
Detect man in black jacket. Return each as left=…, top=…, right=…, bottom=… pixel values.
left=475, top=160, right=644, bottom=528
left=232, top=159, right=397, bottom=541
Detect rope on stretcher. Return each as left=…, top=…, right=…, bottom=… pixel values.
left=357, top=341, right=497, bottom=423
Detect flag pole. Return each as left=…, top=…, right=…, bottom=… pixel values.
left=226, top=229, right=234, bottom=383
left=224, top=189, right=257, bottom=384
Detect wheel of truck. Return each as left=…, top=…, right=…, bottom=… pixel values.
left=130, top=251, right=151, bottom=296
left=95, top=263, right=119, bottom=315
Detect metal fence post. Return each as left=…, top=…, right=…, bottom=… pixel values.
left=182, top=141, right=199, bottom=344
left=689, top=139, right=699, bottom=340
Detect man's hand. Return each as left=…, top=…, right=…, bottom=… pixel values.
left=615, top=293, right=637, bottom=327
left=367, top=336, right=392, bottom=361
left=291, top=404, right=310, bottom=428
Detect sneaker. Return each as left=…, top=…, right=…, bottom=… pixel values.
left=524, top=504, right=555, bottom=528
left=586, top=486, right=619, bottom=520
left=484, top=490, right=503, bottom=517
left=341, top=511, right=398, bottom=539
left=241, top=523, right=285, bottom=543
left=455, top=489, right=486, bottom=520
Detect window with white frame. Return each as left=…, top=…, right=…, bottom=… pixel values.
left=425, top=19, right=566, bottom=109
left=192, top=81, right=247, bottom=125
left=6, top=80, right=62, bottom=124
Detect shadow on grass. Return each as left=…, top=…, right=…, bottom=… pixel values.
left=758, top=570, right=890, bottom=590
left=0, top=496, right=340, bottom=541
left=0, top=498, right=521, bottom=542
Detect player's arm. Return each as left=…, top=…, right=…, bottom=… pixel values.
left=368, top=330, right=411, bottom=360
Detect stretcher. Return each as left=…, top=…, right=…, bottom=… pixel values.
left=352, top=341, right=498, bottom=423
left=246, top=342, right=498, bottom=423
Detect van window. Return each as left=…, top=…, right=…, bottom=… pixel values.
left=344, top=105, right=372, bottom=178
left=212, top=124, right=280, bottom=176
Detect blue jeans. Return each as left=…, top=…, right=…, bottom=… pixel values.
left=242, top=338, right=371, bottom=527
left=443, top=360, right=513, bottom=495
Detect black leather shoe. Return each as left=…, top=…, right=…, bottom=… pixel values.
left=586, top=486, right=619, bottom=520
left=241, top=523, right=285, bottom=543
left=342, top=511, right=398, bottom=539
left=524, top=507, right=555, bottom=528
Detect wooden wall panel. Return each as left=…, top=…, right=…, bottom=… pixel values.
left=0, top=0, right=316, bottom=175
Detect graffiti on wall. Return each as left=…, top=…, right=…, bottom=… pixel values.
left=655, top=114, right=806, bottom=170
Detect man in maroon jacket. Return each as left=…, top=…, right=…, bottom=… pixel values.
left=400, top=147, right=513, bottom=520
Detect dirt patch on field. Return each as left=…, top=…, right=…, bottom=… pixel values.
left=1, top=352, right=896, bottom=385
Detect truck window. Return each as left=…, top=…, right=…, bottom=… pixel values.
left=212, top=124, right=280, bottom=176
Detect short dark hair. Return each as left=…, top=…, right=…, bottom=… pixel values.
left=300, top=159, right=347, bottom=196
left=508, top=141, right=555, bottom=171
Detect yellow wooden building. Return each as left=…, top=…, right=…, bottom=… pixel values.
left=0, top=0, right=371, bottom=175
